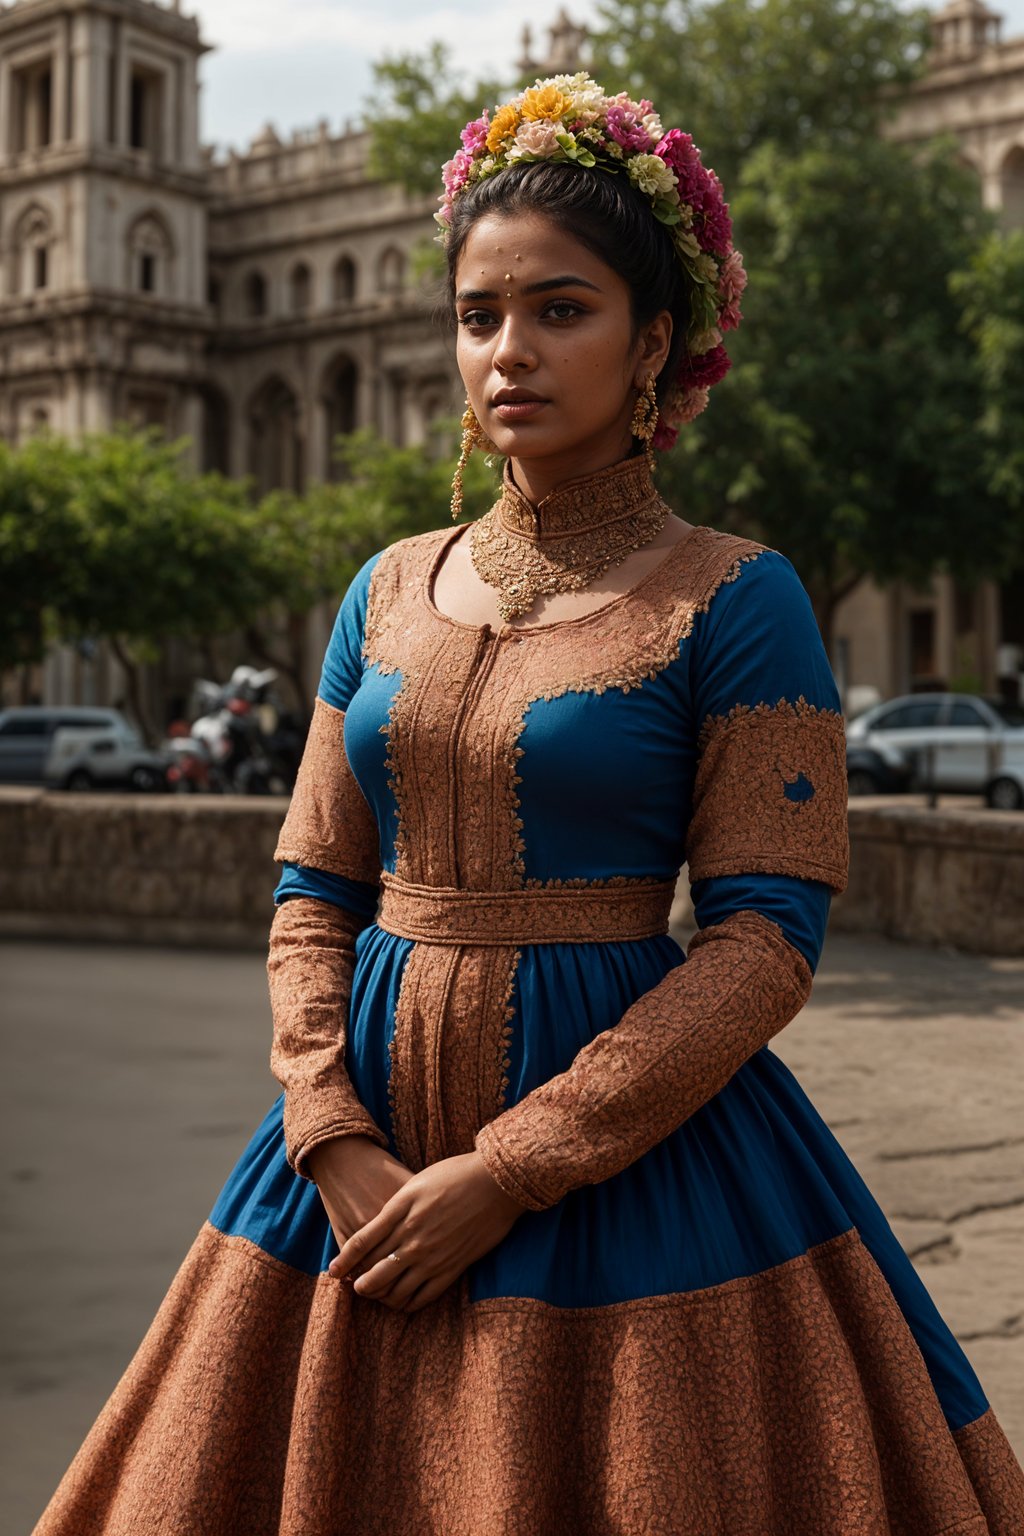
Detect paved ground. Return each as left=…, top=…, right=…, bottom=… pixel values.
left=3, top=931, right=1023, bottom=1532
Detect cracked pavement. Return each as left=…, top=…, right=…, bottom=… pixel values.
left=2, top=930, right=1022, bottom=1529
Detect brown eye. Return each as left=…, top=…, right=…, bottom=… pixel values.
left=458, top=309, right=494, bottom=329
left=545, top=301, right=584, bottom=322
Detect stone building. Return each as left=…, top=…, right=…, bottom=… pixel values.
left=838, top=0, right=1024, bottom=709
left=0, top=0, right=1020, bottom=714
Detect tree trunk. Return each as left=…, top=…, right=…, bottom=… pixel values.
left=245, top=619, right=310, bottom=716
left=108, top=636, right=160, bottom=746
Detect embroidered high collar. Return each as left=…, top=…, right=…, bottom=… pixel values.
left=469, top=452, right=671, bottom=622
left=496, top=452, right=660, bottom=542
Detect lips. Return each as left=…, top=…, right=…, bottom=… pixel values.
left=491, top=389, right=547, bottom=405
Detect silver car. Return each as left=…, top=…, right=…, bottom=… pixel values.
left=0, top=706, right=128, bottom=785
left=44, top=724, right=170, bottom=792
left=845, top=692, right=1024, bottom=804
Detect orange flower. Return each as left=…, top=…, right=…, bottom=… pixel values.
left=520, top=85, right=573, bottom=123
left=486, top=103, right=521, bottom=152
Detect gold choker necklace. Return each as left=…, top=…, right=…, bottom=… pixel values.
left=469, top=455, right=671, bottom=622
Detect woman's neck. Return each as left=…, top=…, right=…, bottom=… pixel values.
left=507, top=432, right=637, bottom=508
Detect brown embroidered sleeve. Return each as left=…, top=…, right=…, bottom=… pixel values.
left=272, top=696, right=381, bottom=884
left=267, top=683, right=388, bottom=1180
left=473, top=908, right=812, bottom=1211
left=685, top=699, right=849, bottom=893
left=267, top=896, right=389, bottom=1181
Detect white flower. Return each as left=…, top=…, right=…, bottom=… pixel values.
left=627, top=152, right=676, bottom=197
left=642, top=111, right=664, bottom=142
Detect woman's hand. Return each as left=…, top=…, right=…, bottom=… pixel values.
left=327, top=1149, right=529, bottom=1312
left=305, top=1134, right=414, bottom=1280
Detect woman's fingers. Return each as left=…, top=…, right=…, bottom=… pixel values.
left=331, top=1200, right=403, bottom=1279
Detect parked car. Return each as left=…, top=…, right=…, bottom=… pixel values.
left=0, top=706, right=132, bottom=785
left=984, top=763, right=1024, bottom=812
left=845, top=742, right=914, bottom=797
left=44, top=725, right=170, bottom=792
left=845, top=692, right=1024, bottom=798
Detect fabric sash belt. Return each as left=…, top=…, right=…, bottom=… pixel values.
left=376, top=869, right=677, bottom=945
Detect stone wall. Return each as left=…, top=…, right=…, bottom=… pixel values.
left=0, top=789, right=1021, bottom=956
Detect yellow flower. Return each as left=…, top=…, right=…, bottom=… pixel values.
left=486, top=103, right=521, bottom=153
left=520, top=85, right=574, bottom=124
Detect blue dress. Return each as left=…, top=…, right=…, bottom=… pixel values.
left=33, top=455, right=1024, bottom=1535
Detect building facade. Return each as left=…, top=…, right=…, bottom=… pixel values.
left=838, top=0, right=1024, bottom=708
left=0, top=0, right=1020, bottom=713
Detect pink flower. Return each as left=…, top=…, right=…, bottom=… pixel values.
left=716, top=249, right=747, bottom=331
left=675, top=344, right=731, bottom=391
left=606, top=103, right=655, bottom=153
left=717, top=248, right=747, bottom=303
left=676, top=386, right=711, bottom=423
left=695, top=173, right=733, bottom=255
left=442, top=149, right=473, bottom=196
left=460, top=113, right=489, bottom=154
left=515, top=118, right=561, bottom=156
left=654, top=128, right=702, bottom=178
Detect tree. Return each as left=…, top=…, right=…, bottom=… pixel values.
left=950, top=229, right=1024, bottom=539
left=241, top=424, right=500, bottom=710
left=0, top=422, right=501, bottom=729
left=656, top=132, right=1002, bottom=649
left=587, top=0, right=933, bottom=192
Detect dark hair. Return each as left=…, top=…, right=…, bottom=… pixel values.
left=436, top=160, right=688, bottom=411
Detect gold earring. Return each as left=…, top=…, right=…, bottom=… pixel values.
left=450, top=401, right=498, bottom=521
left=630, top=374, right=659, bottom=473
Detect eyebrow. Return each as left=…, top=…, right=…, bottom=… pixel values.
left=455, top=275, right=602, bottom=302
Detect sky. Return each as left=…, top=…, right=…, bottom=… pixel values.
left=192, top=0, right=1024, bottom=160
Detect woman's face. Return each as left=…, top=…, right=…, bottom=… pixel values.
left=453, top=209, right=672, bottom=492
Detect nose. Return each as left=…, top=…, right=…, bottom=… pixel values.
left=490, top=310, right=537, bottom=375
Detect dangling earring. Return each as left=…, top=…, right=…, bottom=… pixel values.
left=451, top=400, right=499, bottom=520
left=630, top=374, right=659, bottom=474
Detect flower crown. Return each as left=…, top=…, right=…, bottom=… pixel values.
left=436, top=72, right=747, bottom=449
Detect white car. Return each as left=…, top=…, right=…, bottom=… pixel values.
left=845, top=692, right=1024, bottom=806
left=44, top=724, right=170, bottom=792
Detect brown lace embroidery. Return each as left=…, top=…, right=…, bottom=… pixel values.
left=362, top=526, right=772, bottom=1159
left=473, top=908, right=812, bottom=1211
left=272, top=695, right=381, bottom=886
left=267, top=896, right=389, bottom=1180
left=687, top=696, right=849, bottom=894
left=385, top=938, right=523, bottom=1172
left=38, top=1217, right=1024, bottom=1534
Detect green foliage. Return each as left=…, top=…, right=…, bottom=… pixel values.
left=587, top=0, right=933, bottom=191
left=0, top=423, right=500, bottom=709
left=655, top=132, right=1003, bottom=632
left=950, top=229, right=1024, bottom=535
left=367, top=41, right=510, bottom=197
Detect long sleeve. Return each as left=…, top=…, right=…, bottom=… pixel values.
left=473, top=549, right=849, bottom=1212
left=267, top=551, right=390, bottom=1181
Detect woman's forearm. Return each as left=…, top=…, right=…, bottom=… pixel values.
left=267, top=895, right=389, bottom=1181
left=473, top=907, right=812, bottom=1211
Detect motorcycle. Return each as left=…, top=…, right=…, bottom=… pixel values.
left=161, top=666, right=302, bottom=795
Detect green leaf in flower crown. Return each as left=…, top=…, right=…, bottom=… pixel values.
left=554, top=133, right=578, bottom=159
left=674, top=230, right=701, bottom=259
left=576, top=149, right=596, bottom=167
left=653, top=199, right=682, bottom=225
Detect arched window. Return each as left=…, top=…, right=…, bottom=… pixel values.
left=322, top=355, right=359, bottom=479
left=244, top=270, right=268, bottom=318
left=247, top=375, right=303, bottom=495
left=10, top=202, right=54, bottom=296
left=289, top=261, right=313, bottom=313
left=127, top=212, right=174, bottom=297
left=333, top=254, right=357, bottom=304
left=378, top=246, right=406, bottom=294
left=999, top=145, right=1024, bottom=231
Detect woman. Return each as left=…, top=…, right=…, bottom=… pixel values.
left=34, top=73, right=1024, bottom=1534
